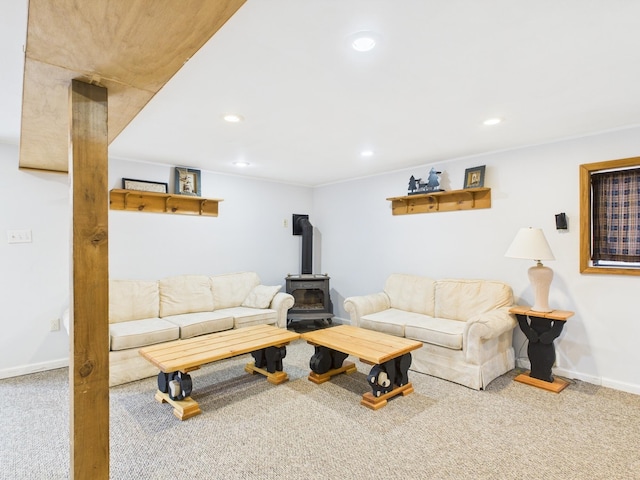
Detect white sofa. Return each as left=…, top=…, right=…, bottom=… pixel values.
left=343, top=274, right=516, bottom=390
left=65, top=272, right=294, bottom=386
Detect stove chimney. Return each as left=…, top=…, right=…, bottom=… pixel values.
left=293, top=214, right=313, bottom=274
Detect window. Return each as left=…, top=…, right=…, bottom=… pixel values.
left=580, top=157, right=640, bottom=275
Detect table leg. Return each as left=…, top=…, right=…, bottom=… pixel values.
left=515, top=314, right=569, bottom=392
left=307, top=345, right=356, bottom=384
left=155, top=371, right=200, bottom=420
left=245, top=345, right=291, bottom=384
left=154, top=391, right=202, bottom=420
left=361, top=353, right=414, bottom=410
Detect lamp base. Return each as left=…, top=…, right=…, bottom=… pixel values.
left=528, top=263, right=553, bottom=313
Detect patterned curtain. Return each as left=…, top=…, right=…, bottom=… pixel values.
left=592, top=168, right=640, bottom=262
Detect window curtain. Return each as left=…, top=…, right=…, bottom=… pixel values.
left=591, top=168, right=640, bottom=262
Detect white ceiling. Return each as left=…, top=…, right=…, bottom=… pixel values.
left=3, top=1, right=640, bottom=187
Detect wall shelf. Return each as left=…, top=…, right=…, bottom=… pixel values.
left=386, top=187, right=491, bottom=215
left=109, top=189, right=222, bottom=217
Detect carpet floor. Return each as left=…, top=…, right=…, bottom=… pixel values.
left=1, top=338, right=639, bottom=479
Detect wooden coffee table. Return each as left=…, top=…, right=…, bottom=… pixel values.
left=139, top=324, right=300, bottom=420
left=301, top=325, right=422, bottom=410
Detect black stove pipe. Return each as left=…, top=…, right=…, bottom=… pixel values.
left=293, top=214, right=313, bottom=275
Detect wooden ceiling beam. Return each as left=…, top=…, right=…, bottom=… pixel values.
left=19, top=0, right=247, bottom=172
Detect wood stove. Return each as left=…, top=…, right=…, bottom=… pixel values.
left=286, top=215, right=333, bottom=326
left=285, top=273, right=333, bottom=326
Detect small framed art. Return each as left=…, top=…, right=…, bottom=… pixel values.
left=122, top=178, right=168, bottom=193
left=463, top=165, right=486, bottom=189
left=175, top=167, right=202, bottom=196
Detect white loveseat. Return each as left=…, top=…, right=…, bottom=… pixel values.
left=98, top=272, right=293, bottom=386
left=343, top=274, right=516, bottom=390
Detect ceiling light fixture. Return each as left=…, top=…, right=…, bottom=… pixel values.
left=360, top=150, right=374, bottom=157
left=352, top=36, right=376, bottom=52
left=349, top=31, right=379, bottom=52
left=233, top=161, right=250, bottom=167
left=483, top=117, right=502, bottom=126
left=223, top=113, right=244, bottom=123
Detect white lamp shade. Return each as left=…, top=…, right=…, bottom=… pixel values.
left=504, top=227, right=555, bottom=261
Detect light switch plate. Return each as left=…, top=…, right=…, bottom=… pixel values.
left=7, top=229, right=32, bottom=244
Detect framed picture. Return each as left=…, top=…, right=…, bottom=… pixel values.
left=175, top=167, right=202, bottom=196
left=122, top=178, right=168, bottom=193
left=463, top=165, right=486, bottom=189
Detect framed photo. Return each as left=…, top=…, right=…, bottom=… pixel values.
left=122, top=178, right=168, bottom=193
left=175, top=167, right=202, bottom=196
left=463, top=165, right=486, bottom=189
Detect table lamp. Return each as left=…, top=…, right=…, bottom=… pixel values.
left=505, top=227, right=555, bottom=312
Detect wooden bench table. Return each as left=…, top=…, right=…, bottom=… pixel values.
left=139, top=324, right=300, bottom=420
left=301, top=325, right=423, bottom=410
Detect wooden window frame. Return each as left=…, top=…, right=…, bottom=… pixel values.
left=580, top=156, right=640, bottom=275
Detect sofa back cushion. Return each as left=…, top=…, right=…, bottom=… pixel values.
left=384, top=274, right=436, bottom=316
left=435, top=279, right=513, bottom=321
left=109, top=280, right=159, bottom=324
left=210, top=272, right=261, bottom=309
left=159, top=275, right=214, bottom=317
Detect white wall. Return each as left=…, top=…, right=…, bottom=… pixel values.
left=3, top=126, right=640, bottom=395
left=0, top=144, right=70, bottom=376
left=314, top=126, right=640, bottom=395
left=108, top=158, right=313, bottom=284
left=0, top=147, right=313, bottom=378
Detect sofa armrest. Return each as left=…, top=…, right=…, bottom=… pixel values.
left=464, top=306, right=517, bottom=364
left=343, top=293, right=390, bottom=327
left=270, top=292, right=295, bottom=328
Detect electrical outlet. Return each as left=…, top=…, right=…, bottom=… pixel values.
left=282, top=219, right=288, bottom=228
left=50, top=318, right=60, bottom=332
left=7, top=229, right=32, bottom=244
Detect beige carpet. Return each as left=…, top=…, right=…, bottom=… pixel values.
left=1, top=338, right=639, bottom=479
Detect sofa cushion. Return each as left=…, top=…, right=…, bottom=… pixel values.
left=210, top=272, right=261, bottom=309
left=404, top=317, right=465, bottom=350
left=218, top=307, right=277, bottom=328
left=359, top=308, right=418, bottom=337
left=159, top=275, right=214, bottom=317
left=242, top=285, right=282, bottom=309
left=109, top=318, right=179, bottom=351
left=384, top=274, right=435, bottom=316
left=435, top=279, right=513, bottom=321
left=162, top=311, right=234, bottom=339
left=109, top=280, right=159, bottom=323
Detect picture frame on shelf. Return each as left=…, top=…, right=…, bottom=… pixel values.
left=122, top=178, right=168, bottom=194
left=175, top=167, right=202, bottom=196
left=463, top=165, right=486, bottom=189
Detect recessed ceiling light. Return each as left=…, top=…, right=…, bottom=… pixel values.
left=352, top=36, right=376, bottom=52
left=349, top=31, right=379, bottom=52
left=223, top=113, right=244, bottom=123
left=361, top=150, right=374, bottom=157
left=483, top=117, right=503, bottom=126
left=233, top=161, right=250, bottom=167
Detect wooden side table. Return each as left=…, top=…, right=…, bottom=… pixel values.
left=509, top=306, right=574, bottom=393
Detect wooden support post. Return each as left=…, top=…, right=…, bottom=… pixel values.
left=69, top=79, right=109, bottom=479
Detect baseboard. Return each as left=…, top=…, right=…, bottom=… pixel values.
left=515, top=357, right=530, bottom=370
left=553, top=366, right=640, bottom=396
left=515, top=356, right=640, bottom=395
left=0, top=358, right=69, bottom=380
left=600, top=378, right=640, bottom=395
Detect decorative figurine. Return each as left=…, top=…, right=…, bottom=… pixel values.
left=408, top=175, right=419, bottom=194
left=408, top=168, right=444, bottom=195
